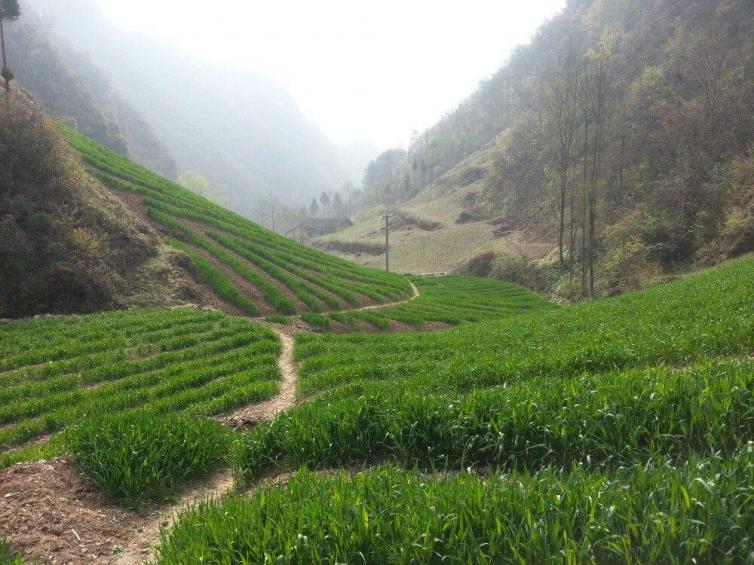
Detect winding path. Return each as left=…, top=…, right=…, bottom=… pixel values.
left=354, top=281, right=420, bottom=312
left=118, top=328, right=299, bottom=564
left=118, top=283, right=423, bottom=563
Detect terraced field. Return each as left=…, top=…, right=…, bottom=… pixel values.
left=0, top=309, right=280, bottom=470
left=158, top=257, right=754, bottom=563
left=322, top=275, right=554, bottom=331
left=63, top=128, right=413, bottom=317
left=3, top=125, right=753, bottom=562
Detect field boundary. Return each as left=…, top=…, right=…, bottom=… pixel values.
left=353, top=282, right=420, bottom=312
left=117, top=326, right=300, bottom=563
left=223, top=328, right=298, bottom=427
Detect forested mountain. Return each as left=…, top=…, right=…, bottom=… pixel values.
left=5, top=7, right=176, bottom=178
left=353, top=0, right=754, bottom=297
left=25, top=0, right=357, bottom=215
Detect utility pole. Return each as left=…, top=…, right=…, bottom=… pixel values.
left=384, top=214, right=392, bottom=272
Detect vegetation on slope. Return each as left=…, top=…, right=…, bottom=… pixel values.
left=355, top=0, right=754, bottom=298
left=0, top=309, right=280, bottom=470
left=325, top=275, right=554, bottom=331
left=233, top=257, right=753, bottom=478
left=158, top=256, right=754, bottom=563
left=63, top=127, right=413, bottom=316
left=295, top=256, right=754, bottom=397
left=0, top=94, right=185, bottom=317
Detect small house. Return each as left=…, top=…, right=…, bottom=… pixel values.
left=286, top=217, right=353, bottom=243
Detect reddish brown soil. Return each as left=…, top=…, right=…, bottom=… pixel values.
left=422, top=321, right=453, bottom=331
left=221, top=327, right=297, bottom=428
left=0, top=459, right=140, bottom=564
left=189, top=245, right=276, bottom=316
left=182, top=219, right=347, bottom=312
left=111, top=191, right=155, bottom=232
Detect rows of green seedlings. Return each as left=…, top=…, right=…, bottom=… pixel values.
left=294, top=256, right=754, bottom=396
left=235, top=357, right=754, bottom=482
left=67, top=412, right=232, bottom=509
left=321, top=275, right=555, bottom=330
left=158, top=455, right=754, bottom=564
left=158, top=258, right=754, bottom=562
left=0, top=309, right=281, bottom=470
left=63, top=127, right=414, bottom=315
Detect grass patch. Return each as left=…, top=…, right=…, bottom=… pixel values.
left=159, top=456, right=754, bottom=563
left=301, top=312, right=331, bottom=329
left=235, top=358, right=754, bottom=483
left=0, top=539, right=24, bottom=565
left=66, top=412, right=231, bottom=508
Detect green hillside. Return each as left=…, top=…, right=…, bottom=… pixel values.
left=333, top=0, right=754, bottom=298
left=63, top=128, right=412, bottom=317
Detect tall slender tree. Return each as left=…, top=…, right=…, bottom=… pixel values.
left=0, top=0, right=20, bottom=94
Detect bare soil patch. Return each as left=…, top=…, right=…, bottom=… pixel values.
left=0, top=459, right=139, bottom=564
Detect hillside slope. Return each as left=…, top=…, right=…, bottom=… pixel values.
left=5, top=7, right=177, bottom=178
left=26, top=0, right=359, bottom=212
left=64, top=128, right=413, bottom=318
left=338, top=0, right=754, bottom=296
left=0, top=95, right=192, bottom=318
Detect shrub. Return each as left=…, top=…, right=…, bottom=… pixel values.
left=66, top=412, right=231, bottom=508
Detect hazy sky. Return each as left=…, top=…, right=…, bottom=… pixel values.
left=94, top=0, right=566, bottom=149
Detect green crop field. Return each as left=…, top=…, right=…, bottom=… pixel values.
left=157, top=257, right=753, bottom=563
left=0, top=309, right=279, bottom=470
left=323, top=275, right=555, bottom=330
left=63, top=128, right=412, bottom=317
left=4, top=126, right=753, bottom=562
left=294, top=258, right=754, bottom=397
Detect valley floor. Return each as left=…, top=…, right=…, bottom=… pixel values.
left=1, top=256, right=753, bottom=563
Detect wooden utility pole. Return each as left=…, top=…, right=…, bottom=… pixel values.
left=1, top=18, right=9, bottom=94
left=384, top=214, right=392, bottom=272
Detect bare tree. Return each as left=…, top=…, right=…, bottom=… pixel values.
left=0, top=0, right=20, bottom=94
left=542, top=60, right=579, bottom=265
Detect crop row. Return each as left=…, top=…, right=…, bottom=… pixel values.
left=311, top=275, right=555, bottom=331
left=63, top=126, right=415, bottom=315
left=296, top=257, right=754, bottom=395
left=234, top=357, right=754, bottom=482
left=159, top=455, right=754, bottom=563
left=0, top=309, right=281, bottom=468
